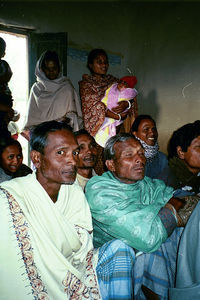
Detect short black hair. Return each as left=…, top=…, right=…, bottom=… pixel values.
left=131, top=114, right=156, bottom=132
left=0, top=37, right=6, bottom=57
left=87, top=48, right=108, bottom=73
left=104, top=133, right=135, bottom=161
left=168, top=120, right=200, bottom=159
left=30, top=121, right=72, bottom=154
left=74, top=129, right=89, bottom=137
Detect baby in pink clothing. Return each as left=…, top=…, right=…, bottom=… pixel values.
left=94, top=76, right=138, bottom=147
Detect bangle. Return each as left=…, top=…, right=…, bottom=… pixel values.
left=127, top=100, right=131, bottom=110
left=117, top=113, right=121, bottom=121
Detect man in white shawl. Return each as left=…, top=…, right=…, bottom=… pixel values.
left=0, top=120, right=135, bottom=300
left=23, top=50, right=82, bottom=138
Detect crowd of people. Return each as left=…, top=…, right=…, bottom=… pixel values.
left=0, top=37, right=200, bottom=299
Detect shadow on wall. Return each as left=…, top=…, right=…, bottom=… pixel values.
left=138, top=89, right=159, bottom=122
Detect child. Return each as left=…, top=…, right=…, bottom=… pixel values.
left=0, top=37, right=12, bottom=95
left=94, top=76, right=138, bottom=147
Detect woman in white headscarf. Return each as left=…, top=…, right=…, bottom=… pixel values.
left=23, top=50, right=82, bottom=139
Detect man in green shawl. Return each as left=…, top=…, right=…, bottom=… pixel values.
left=86, top=133, right=185, bottom=299
left=86, top=133, right=183, bottom=252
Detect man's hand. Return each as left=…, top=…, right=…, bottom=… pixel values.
left=168, top=197, right=186, bottom=211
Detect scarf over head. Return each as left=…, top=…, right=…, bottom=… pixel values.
left=0, top=173, right=101, bottom=299
left=24, top=51, right=82, bottom=131
left=86, top=171, right=174, bottom=253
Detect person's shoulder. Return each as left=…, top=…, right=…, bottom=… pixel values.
left=65, top=180, right=85, bottom=194
left=86, top=171, right=113, bottom=190
left=13, top=164, right=32, bottom=178
left=106, top=74, right=119, bottom=81
left=0, top=173, right=32, bottom=191
left=0, top=167, right=11, bottom=184
left=0, top=59, right=10, bottom=68
left=79, top=74, right=92, bottom=85
left=158, top=151, right=168, bottom=160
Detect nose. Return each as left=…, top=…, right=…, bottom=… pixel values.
left=87, top=146, right=92, bottom=154
left=12, top=156, right=19, bottom=165
left=66, top=152, right=77, bottom=166
left=135, top=152, right=146, bottom=164
left=148, top=128, right=154, bottom=135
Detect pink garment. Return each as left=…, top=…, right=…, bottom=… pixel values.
left=94, top=83, right=138, bottom=147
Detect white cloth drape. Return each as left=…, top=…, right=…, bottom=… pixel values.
left=24, top=53, right=83, bottom=131
left=0, top=173, right=100, bottom=299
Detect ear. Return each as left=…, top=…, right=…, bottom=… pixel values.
left=89, top=63, right=93, bottom=70
left=176, top=146, right=185, bottom=160
left=30, top=150, right=42, bottom=168
left=133, top=131, right=137, bottom=137
left=105, top=159, right=116, bottom=172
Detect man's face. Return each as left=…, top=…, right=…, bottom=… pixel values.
left=32, top=129, right=79, bottom=186
left=76, top=134, right=97, bottom=169
left=133, top=119, right=158, bottom=146
left=179, top=135, right=200, bottom=175
left=106, top=138, right=146, bottom=184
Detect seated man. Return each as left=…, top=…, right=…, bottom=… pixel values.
left=86, top=133, right=184, bottom=299
left=74, top=129, right=97, bottom=191
left=159, top=120, right=200, bottom=196
left=158, top=120, right=200, bottom=225
left=0, top=121, right=135, bottom=300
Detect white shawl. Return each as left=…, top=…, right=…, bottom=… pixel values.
left=0, top=173, right=101, bottom=299
left=24, top=54, right=83, bottom=131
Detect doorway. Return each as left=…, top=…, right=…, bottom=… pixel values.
left=0, top=30, right=29, bottom=164
left=0, top=30, right=68, bottom=166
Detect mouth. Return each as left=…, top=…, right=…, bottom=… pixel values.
left=84, top=156, right=95, bottom=162
left=62, top=168, right=77, bottom=176
left=134, top=166, right=145, bottom=173
left=9, top=165, right=18, bottom=171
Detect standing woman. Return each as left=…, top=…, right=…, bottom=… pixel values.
left=79, top=48, right=137, bottom=174
left=23, top=50, right=82, bottom=139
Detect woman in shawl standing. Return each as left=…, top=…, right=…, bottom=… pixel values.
left=79, top=48, right=137, bottom=175
left=23, top=50, right=82, bottom=139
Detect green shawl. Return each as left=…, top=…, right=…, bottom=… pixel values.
left=86, top=171, right=174, bottom=253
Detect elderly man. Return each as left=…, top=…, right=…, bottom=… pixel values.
left=0, top=121, right=135, bottom=300
left=74, top=129, right=97, bottom=191
left=86, top=133, right=184, bottom=299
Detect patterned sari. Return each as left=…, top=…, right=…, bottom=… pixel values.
left=79, top=74, right=137, bottom=174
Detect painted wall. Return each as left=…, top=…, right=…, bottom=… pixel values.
left=0, top=1, right=199, bottom=152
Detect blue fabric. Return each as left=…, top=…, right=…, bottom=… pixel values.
left=169, top=202, right=200, bottom=299
left=145, top=151, right=168, bottom=179
left=96, top=229, right=183, bottom=300
left=96, top=239, right=135, bottom=300
left=134, top=228, right=183, bottom=300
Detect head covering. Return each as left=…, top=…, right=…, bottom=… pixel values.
left=24, top=51, right=82, bottom=131
left=120, top=76, right=137, bottom=88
